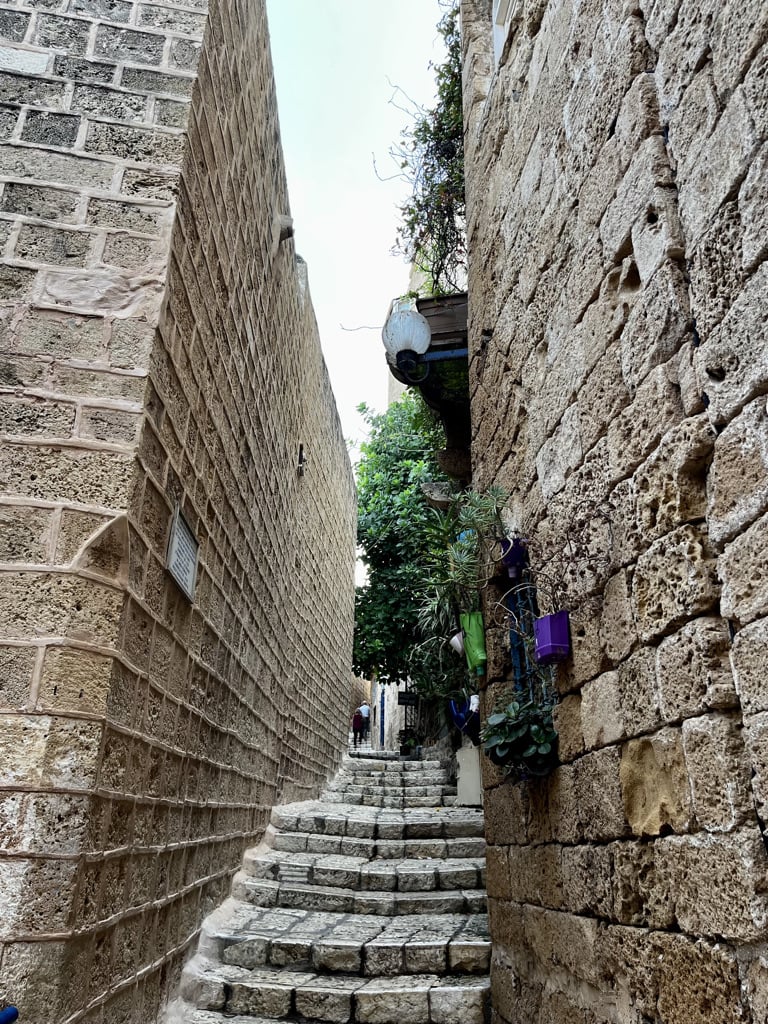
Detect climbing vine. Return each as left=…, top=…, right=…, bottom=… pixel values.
left=392, top=1, right=465, bottom=295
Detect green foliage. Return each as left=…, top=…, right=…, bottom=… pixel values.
left=353, top=394, right=457, bottom=691
left=418, top=485, right=508, bottom=630
left=481, top=696, right=559, bottom=778
left=394, top=1, right=465, bottom=295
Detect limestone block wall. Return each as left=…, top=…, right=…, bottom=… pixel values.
left=0, top=1, right=356, bottom=1021
left=461, top=0, right=768, bottom=1020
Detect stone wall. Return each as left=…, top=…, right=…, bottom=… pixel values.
left=0, top=1, right=356, bottom=1021
left=461, top=0, right=768, bottom=1020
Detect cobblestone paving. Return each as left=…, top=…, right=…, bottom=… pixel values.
left=167, top=751, right=489, bottom=1023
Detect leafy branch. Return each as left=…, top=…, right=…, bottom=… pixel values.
left=391, top=1, right=465, bottom=295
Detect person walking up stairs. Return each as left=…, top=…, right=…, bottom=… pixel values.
left=168, top=751, right=489, bottom=1023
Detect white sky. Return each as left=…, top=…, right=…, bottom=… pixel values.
left=265, top=0, right=446, bottom=453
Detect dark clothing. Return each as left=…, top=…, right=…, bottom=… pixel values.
left=352, top=711, right=364, bottom=748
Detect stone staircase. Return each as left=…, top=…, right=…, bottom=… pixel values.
left=168, top=752, right=490, bottom=1024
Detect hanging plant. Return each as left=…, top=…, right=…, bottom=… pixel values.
left=481, top=696, right=558, bottom=778
left=388, top=2, right=465, bottom=295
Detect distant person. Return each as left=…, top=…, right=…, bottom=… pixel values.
left=352, top=709, right=364, bottom=748
left=358, top=700, right=371, bottom=739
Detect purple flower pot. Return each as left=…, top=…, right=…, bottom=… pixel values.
left=534, top=610, right=570, bottom=663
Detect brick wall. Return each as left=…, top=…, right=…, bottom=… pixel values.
left=0, top=1, right=356, bottom=1020
left=461, top=0, right=767, bottom=1020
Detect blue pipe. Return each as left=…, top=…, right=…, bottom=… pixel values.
left=0, top=1007, right=19, bottom=1023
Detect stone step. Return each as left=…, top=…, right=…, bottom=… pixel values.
left=331, top=770, right=450, bottom=782
left=232, top=874, right=487, bottom=916
left=243, top=849, right=486, bottom=892
left=268, top=830, right=485, bottom=859
left=325, top=785, right=455, bottom=798
left=167, top=752, right=488, bottom=1024
left=331, top=770, right=450, bottom=774
left=323, top=792, right=455, bottom=809
left=270, top=803, right=485, bottom=841
left=179, top=957, right=490, bottom=1023
left=342, top=757, right=445, bottom=771
left=196, top=899, right=490, bottom=978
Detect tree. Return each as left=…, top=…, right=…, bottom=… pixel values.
left=353, top=394, right=456, bottom=691
left=392, top=1, right=465, bottom=295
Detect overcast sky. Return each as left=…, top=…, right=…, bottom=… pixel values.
left=265, top=0, right=446, bottom=452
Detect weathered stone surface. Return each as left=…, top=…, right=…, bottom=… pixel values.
left=506, top=842, right=563, bottom=909
left=523, top=906, right=601, bottom=989
left=355, top=976, right=432, bottom=1024
left=745, top=955, right=768, bottom=1024
left=0, top=644, right=35, bottom=708
left=560, top=609, right=607, bottom=690
left=576, top=345, right=628, bottom=455
left=653, top=930, right=746, bottom=1024
left=708, top=396, right=768, bottom=545
left=686, top=198, right=746, bottom=343
left=0, top=505, right=53, bottom=562
left=552, top=693, right=583, bottom=761
left=682, top=714, right=753, bottom=831
left=482, top=781, right=529, bottom=847
left=695, top=262, right=768, bottom=426
left=0, top=1, right=357, bottom=1020
left=731, top=616, right=768, bottom=714
left=719, top=510, right=768, bottom=623
left=620, top=729, right=692, bottom=836
left=657, top=831, right=768, bottom=941
left=599, top=135, right=673, bottom=263
left=535, top=403, right=583, bottom=499
left=678, top=85, right=762, bottom=248
left=619, top=261, right=691, bottom=396
left=37, top=646, right=113, bottom=715
left=633, top=525, right=719, bottom=641
left=565, top=746, right=628, bottom=843
left=742, top=711, right=768, bottom=826
left=740, top=142, right=768, bottom=271
left=607, top=363, right=686, bottom=484
left=560, top=843, right=613, bottom=918
left=599, top=570, right=637, bottom=665
left=593, top=923, right=659, bottom=1018
left=580, top=671, right=624, bottom=750
left=617, top=648, right=662, bottom=736
left=633, top=414, right=715, bottom=543
left=656, top=617, right=737, bottom=721
left=611, top=839, right=674, bottom=929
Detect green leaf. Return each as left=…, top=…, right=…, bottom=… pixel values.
left=487, top=713, right=508, bottom=727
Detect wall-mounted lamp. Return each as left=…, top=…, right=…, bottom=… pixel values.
left=382, top=301, right=432, bottom=382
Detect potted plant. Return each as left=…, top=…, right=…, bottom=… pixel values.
left=417, top=486, right=509, bottom=679
left=481, top=695, right=558, bottom=777
left=399, top=729, right=421, bottom=759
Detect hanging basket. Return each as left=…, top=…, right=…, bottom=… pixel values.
left=533, top=610, right=571, bottom=663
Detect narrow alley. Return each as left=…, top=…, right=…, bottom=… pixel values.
left=170, top=749, right=489, bottom=1022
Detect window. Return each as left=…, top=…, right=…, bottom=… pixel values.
left=492, top=0, right=516, bottom=64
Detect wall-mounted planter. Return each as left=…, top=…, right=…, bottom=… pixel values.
left=500, top=537, right=528, bottom=579
left=449, top=630, right=465, bottom=654
left=533, top=610, right=570, bottom=663
left=460, top=611, right=487, bottom=675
